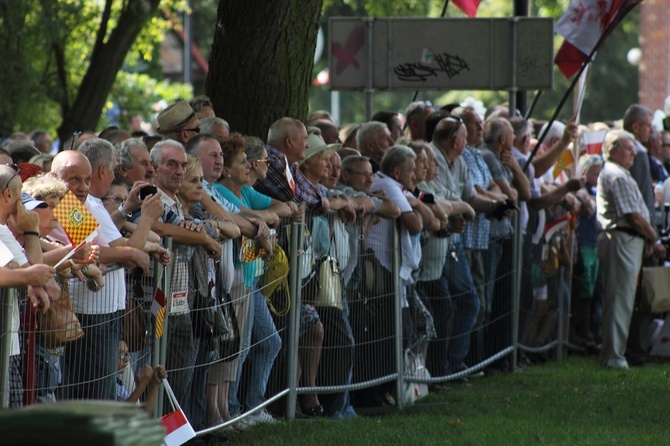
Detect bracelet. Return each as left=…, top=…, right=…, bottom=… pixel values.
left=23, top=231, right=40, bottom=237
left=81, top=265, right=89, bottom=274
left=69, top=259, right=76, bottom=268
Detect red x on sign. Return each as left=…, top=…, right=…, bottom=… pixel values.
left=332, top=25, right=365, bottom=75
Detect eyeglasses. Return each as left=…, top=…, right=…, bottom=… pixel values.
left=347, top=170, right=374, bottom=179
left=1, top=163, right=19, bottom=192
left=102, top=196, right=126, bottom=204
left=69, top=131, right=83, bottom=150
left=183, top=126, right=200, bottom=134
left=254, top=158, right=269, bottom=164
left=406, top=101, right=432, bottom=122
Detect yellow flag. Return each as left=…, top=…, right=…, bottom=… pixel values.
left=553, top=150, right=575, bottom=180
left=53, top=190, right=99, bottom=245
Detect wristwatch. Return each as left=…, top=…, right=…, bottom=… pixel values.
left=117, top=202, right=130, bottom=219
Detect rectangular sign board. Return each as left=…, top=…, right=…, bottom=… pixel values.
left=329, top=17, right=554, bottom=91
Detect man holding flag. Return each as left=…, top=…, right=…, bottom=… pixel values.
left=52, top=142, right=163, bottom=400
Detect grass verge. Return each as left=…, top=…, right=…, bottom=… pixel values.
left=209, top=356, right=670, bottom=445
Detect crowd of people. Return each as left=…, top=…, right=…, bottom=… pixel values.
left=1, top=95, right=667, bottom=436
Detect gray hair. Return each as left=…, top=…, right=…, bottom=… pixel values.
left=78, top=138, right=115, bottom=171
left=200, top=116, right=230, bottom=134
left=483, top=117, right=512, bottom=145
left=602, top=129, right=635, bottom=160
left=244, top=136, right=265, bottom=161
left=115, top=137, right=147, bottom=170
left=539, top=120, right=565, bottom=142
left=380, top=144, right=416, bottom=175
left=623, top=104, right=652, bottom=132
left=356, top=121, right=386, bottom=151
left=150, top=139, right=185, bottom=167
left=341, top=155, right=371, bottom=173
left=509, top=116, right=532, bottom=140
left=267, top=117, right=302, bottom=145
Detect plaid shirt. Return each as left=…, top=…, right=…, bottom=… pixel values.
left=253, top=144, right=323, bottom=211
left=461, top=146, right=491, bottom=250
left=597, top=160, right=650, bottom=231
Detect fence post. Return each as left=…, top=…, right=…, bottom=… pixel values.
left=556, top=266, right=565, bottom=361
left=393, top=222, right=405, bottom=409
left=511, top=214, right=522, bottom=372
left=285, top=222, right=304, bottom=419
left=0, top=288, right=11, bottom=408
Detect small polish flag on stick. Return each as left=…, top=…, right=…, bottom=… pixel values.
left=581, top=130, right=607, bottom=155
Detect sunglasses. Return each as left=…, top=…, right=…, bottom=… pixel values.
left=443, top=116, right=463, bottom=140
left=1, top=163, right=19, bottom=191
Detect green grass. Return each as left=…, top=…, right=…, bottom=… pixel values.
left=213, top=356, right=670, bottom=446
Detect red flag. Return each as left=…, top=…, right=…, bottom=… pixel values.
left=554, top=0, right=641, bottom=78
left=452, top=0, right=481, bottom=17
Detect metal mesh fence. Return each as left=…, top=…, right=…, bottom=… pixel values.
left=0, top=205, right=571, bottom=431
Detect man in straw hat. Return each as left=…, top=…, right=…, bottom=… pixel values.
left=155, top=101, right=202, bottom=145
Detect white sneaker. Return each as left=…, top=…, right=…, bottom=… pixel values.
left=246, top=410, right=277, bottom=425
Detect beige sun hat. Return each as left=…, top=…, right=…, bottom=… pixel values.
left=155, top=101, right=198, bottom=135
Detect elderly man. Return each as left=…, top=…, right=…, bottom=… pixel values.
left=371, top=110, right=403, bottom=142
left=184, top=133, right=273, bottom=252
left=155, top=100, right=201, bottom=145
left=354, top=145, right=424, bottom=406
left=622, top=104, right=657, bottom=365
left=254, top=117, right=327, bottom=214
left=597, top=130, right=665, bottom=369
left=405, top=101, right=434, bottom=141
left=200, top=116, right=230, bottom=141
left=418, top=117, right=508, bottom=377
left=134, top=140, right=228, bottom=408
left=114, top=137, right=155, bottom=186
left=314, top=119, right=341, bottom=145
left=51, top=143, right=157, bottom=400
left=356, top=121, right=394, bottom=173
left=0, top=164, right=56, bottom=406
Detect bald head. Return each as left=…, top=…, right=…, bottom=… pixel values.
left=52, top=150, right=92, bottom=203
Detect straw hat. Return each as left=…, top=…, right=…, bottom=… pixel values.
left=155, top=101, right=197, bottom=135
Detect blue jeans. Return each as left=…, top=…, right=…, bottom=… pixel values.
left=229, top=286, right=282, bottom=413
left=62, top=311, right=120, bottom=400
left=417, top=241, right=480, bottom=376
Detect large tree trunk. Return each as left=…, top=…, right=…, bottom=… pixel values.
left=56, top=0, right=161, bottom=144
left=207, top=0, right=323, bottom=139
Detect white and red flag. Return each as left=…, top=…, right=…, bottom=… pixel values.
left=452, top=0, right=481, bottom=17
left=554, top=0, right=641, bottom=78
left=581, top=129, right=608, bottom=155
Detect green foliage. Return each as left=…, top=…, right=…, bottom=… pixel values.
left=0, top=0, right=190, bottom=138
left=103, top=72, right=192, bottom=130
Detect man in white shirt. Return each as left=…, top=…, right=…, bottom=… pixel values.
left=0, top=164, right=56, bottom=406
left=52, top=144, right=155, bottom=400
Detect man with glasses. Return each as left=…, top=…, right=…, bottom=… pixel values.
left=156, top=101, right=202, bottom=145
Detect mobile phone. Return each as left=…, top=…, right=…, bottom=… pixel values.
left=139, top=185, right=157, bottom=200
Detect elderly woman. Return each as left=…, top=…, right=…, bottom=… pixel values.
left=213, top=134, right=302, bottom=422
left=21, top=173, right=102, bottom=403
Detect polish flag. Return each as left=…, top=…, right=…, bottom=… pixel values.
left=581, top=130, right=608, bottom=155
left=161, top=405, right=196, bottom=446
left=452, top=0, right=481, bottom=17
left=161, top=380, right=196, bottom=446
left=555, top=0, right=641, bottom=78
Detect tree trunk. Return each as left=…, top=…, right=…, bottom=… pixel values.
left=207, top=0, right=323, bottom=139
left=56, top=0, right=161, bottom=144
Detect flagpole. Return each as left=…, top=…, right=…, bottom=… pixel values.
left=522, top=0, right=639, bottom=173
left=524, top=91, right=543, bottom=120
